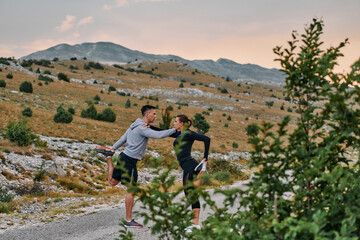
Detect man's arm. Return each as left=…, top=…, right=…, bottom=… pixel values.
left=140, top=126, right=176, bottom=139
left=111, top=128, right=130, bottom=150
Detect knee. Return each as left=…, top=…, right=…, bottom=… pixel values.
left=108, top=178, right=119, bottom=186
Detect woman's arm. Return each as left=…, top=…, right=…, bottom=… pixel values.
left=188, top=131, right=211, bottom=160
left=149, top=125, right=179, bottom=138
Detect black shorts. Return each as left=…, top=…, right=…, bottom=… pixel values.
left=112, top=152, right=138, bottom=185
left=181, top=158, right=201, bottom=186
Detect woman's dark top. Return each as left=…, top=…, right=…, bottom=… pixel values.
left=149, top=125, right=210, bottom=165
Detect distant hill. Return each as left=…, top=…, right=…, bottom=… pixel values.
left=21, top=42, right=285, bottom=84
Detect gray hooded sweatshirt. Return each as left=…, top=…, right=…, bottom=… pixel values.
left=112, top=118, right=176, bottom=160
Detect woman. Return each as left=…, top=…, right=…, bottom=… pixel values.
left=171, top=114, right=210, bottom=232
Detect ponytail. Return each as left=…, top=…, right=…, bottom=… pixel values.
left=177, top=114, right=192, bottom=129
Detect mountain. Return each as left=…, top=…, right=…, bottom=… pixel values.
left=21, top=42, right=285, bottom=84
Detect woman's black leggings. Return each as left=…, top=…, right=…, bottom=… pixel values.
left=181, top=159, right=201, bottom=209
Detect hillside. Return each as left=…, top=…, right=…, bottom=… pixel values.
left=0, top=57, right=298, bottom=229
left=21, top=42, right=286, bottom=84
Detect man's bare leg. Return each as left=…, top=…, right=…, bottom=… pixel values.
left=125, top=188, right=135, bottom=221
left=106, top=157, right=115, bottom=183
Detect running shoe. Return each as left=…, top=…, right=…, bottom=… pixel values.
left=185, top=224, right=201, bottom=234
left=124, top=219, right=143, bottom=228
left=95, top=146, right=115, bottom=157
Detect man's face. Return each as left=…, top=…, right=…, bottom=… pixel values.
left=146, top=109, right=157, bottom=123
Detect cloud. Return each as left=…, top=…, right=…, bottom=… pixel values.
left=105, top=0, right=170, bottom=9
left=115, top=0, right=129, bottom=7
left=103, top=4, right=113, bottom=10
left=78, top=16, right=94, bottom=26
left=55, top=15, right=76, bottom=32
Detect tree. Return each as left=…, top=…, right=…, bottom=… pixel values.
left=22, top=107, right=33, bottom=117
left=5, top=119, right=35, bottom=146
left=117, top=19, right=360, bottom=240
left=54, top=105, right=73, bottom=123
left=6, top=73, right=13, bottom=79
left=81, top=105, right=98, bottom=120
left=0, top=79, right=6, bottom=88
left=19, top=81, right=33, bottom=93
left=125, top=99, right=131, bottom=108
left=192, top=113, right=210, bottom=134
left=160, top=109, right=172, bottom=129
left=97, top=108, right=116, bottom=122
left=57, top=72, right=69, bottom=82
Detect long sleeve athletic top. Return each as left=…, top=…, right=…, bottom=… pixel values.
left=112, top=118, right=176, bottom=160
left=150, top=126, right=210, bottom=165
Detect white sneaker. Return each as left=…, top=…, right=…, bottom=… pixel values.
left=185, top=224, right=201, bottom=234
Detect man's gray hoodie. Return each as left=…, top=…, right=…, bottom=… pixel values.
left=112, top=118, right=175, bottom=160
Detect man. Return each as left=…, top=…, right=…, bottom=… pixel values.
left=96, top=105, right=176, bottom=228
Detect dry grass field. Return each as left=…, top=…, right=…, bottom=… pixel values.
left=0, top=59, right=298, bottom=155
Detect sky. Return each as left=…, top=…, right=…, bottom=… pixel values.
left=0, top=0, right=359, bottom=72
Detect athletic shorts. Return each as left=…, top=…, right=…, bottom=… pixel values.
left=181, top=158, right=201, bottom=186
left=112, top=152, right=138, bottom=185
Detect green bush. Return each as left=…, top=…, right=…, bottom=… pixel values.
left=81, top=105, right=98, bottom=119
left=166, top=105, right=173, bottom=111
left=94, top=94, right=100, bottom=101
left=213, top=171, right=231, bottom=183
left=57, top=72, right=69, bottom=82
left=232, top=141, right=238, bottom=148
left=6, top=73, right=13, bottom=79
left=68, top=107, right=75, bottom=115
left=38, top=74, right=53, bottom=82
left=5, top=119, right=35, bottom=146
left=245, top=123, right=260, bottom=137
left=0, top=79, right=6, bottom=88
left=125, top=99, right=131, bottom=108
left=22, top=107, right=33, bottom=117
left=227, top=115, right=231, bottom=121
left=108, top=85, right=116, bottom=92
left=97, top=108, right=116, bottom=122
left=19, top=81, right=33, bottom=93
left=0, top=186, right=13, bottom=203
left=220, top=88, right=228, bottom=93
left=54, top=105, right=73, bottom=123
left=179, top=82, right=184, bottom=88
left=192, top=113, right=210, bottom=134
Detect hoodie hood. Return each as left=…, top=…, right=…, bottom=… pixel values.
left=130, top=118, right=146, bottom=130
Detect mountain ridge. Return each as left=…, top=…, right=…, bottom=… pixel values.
left=21, top=41, right=285, bottom=84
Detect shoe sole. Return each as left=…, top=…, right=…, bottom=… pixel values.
left=96, top=146, right=115, bottom=156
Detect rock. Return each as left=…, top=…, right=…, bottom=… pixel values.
left=44, top=162, right=66, bottom=176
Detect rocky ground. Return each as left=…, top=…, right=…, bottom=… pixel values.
left=0, top=135, right=251, bottom=234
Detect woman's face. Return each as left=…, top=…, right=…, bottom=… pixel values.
left=174, top=117, right=184, bottom=131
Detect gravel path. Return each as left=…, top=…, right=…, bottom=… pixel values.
left=0, top=180, right=249, bottom=240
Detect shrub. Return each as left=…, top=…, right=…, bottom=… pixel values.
left=53, top=57, right=59, bottom=62
left=227, top=115, right=231, bottom=121
left=97, top=108, right=116, bottom=122
left=224, top=123, right=228, bottom=127
left=6, top=73, right=13, bottom=79
left=5, top=119, right=35, bottom=146
left=38, top=74, right=53, bottom=82
left=22, top=107, right=33, bottom=117
left=94, top=94, right=100, bottom=101
left=0, top=186, right=13, bottom=203
left=57, top=72, right=69, bottom=82
left=192, top=113, right=210, bottom=134
left=166, top=105, right=173, bottom=111
left=232, top=141, right=238, bottom=148
left=179, top=82, right=184, bottom=88
left=19, top=81, right=33, bottom=93
left=54, top=105, right=73, bottom=123
left=213, top=171, right=231, bottom=183
left=220, top=88, right=228, bottom=93
left=108, top=85, right=116, bottom=92
left=81, top=105, right=98, bottom=119
left=117, top=91, right=126, bottom=96
left=68, top=107, right=75, bottom=115
left=265, top=100, right=274, bottom=107
left=160, top=109, right=172, bottom=129
left=0, top=79, right=6, bottom=88
left=245, top=123, right=260, bottom=137
left=125, top=99, right=131, bottom=108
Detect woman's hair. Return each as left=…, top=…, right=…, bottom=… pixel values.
left=177, top=114, right=192, bottom=129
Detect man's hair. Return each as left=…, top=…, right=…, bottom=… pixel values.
left=141, top=105, right=156, bottom=116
